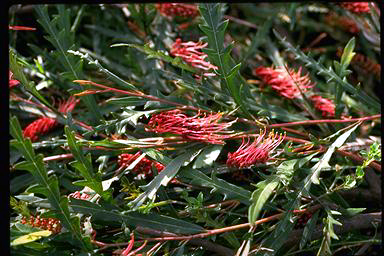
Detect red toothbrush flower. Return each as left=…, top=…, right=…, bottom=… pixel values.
left=170, top=38, right=218, bottom=76
left=118, top=152, right=165, bottom=177
left=23, top=97, right=79, bottom=142
left=340, top=2, right=371, bottom=13
left=156, top=3, right=199, bottom=18
left=253, top=66, right=314, bottom=99
left=9, top=71, right=20, bottom=88
left=227, top=130, right=285, bottom=169
left=147, top=110, right=235, bottom=144
left=310, top=95, right=336, bottom=118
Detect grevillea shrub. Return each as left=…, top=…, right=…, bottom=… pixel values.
left=9, top=3, right=381, bottom=255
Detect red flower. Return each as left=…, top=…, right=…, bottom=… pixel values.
left=68, top=191, right=91, bottom=200
left=118, top=152, right=165, bottom=177
left=227, top=130, right=285, bottom=168
left=253, top=66, right=314, bottom=99
left=9, top=25, right=36, bottom=31
left=147, top=110, right=235, bottom=144
left=23, top=97, right=79, bottom=142
left=170, top=38, right=218, bottom=76
left=340, top=2, right=371, bottom=13
left=310, top=95, right=336, bottom=118
left=9, top=71, right=20, bottom=88
left=325, top=12, right=359, bottom=34
left=156, top=3, right=199, bottom=18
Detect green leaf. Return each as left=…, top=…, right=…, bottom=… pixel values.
left=131, top=147, right=203, bottom=208
left=179, top=168, right=251, bottom=204
left=64, top=126, right=106, bottom=198
left=193, top=145, right=223, bottom=169
left=248, top=178, right=279, bottom=224
left=311, top=122, right=360, bottom=184
left=10, top=116, right=90, bottom=251
left=11, top=230, right=52, bottom=246
left=106, top=96, right=148, bottom=106
left=198, top=3, right=251, bottom=117
left=34, top=5, right=102, bottom=122
left=340, top=37, right=356, bottom=70
left=70, top=199, right=204, bottom=234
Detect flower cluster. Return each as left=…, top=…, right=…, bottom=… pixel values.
left=68, top=191, right=91, bottom=200
left=23, top=97, right=79, bottom=142
left=147, top=109, right=235, bottom=144
left=227, top=130, right=285, bottom=169
left=339, top=2, right=371, bottom=13
left=170, top=38, right=218, bottom=75
left=118, top=152, right=165, bottom=177
left=324, top=12, right=359, bottom=34
left=9, top=71, right=20, bottom=88
left=253, top=66, right=314, bottom=99
left=155, top=3, right=199, bottom=18
left=21, top=215, right=62, bottom=234
left=310, top=95, right=336, bottom=118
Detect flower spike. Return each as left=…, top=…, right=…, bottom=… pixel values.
left=227, top=130, right=285, bottom=168
left=147, top=110, right=235, bottom=144
left=254, top=66, right=314, bottom=99
left=23, top=96, right=79, bottom=142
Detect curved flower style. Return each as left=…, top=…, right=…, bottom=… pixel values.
left=147, top=109, right=235, bottom=144
left=118, top=152, right=165, bottom=177
left=227, top=130, right=285, bottom=169
left=340, top=2, right=371, bottom=13
left=310, top=95, right=336, bottom=118
left=170, top=38, right=218, bottom=75
left=9, top=25, right=36, bottom=31
left=23, top=97, right=79, bottom=142
left=9, top=71, right=20, bottom=88
left=253, top=66, right=314, bottom=99
left=155, top=3, right=199, bottom=18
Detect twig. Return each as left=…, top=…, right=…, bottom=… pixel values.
left=223, top=15, right=258, bottom=29
left=336, top=149, right=381, bottom=172
left=268, top=115, right=381, bottom=128
left=280, top=212, right=381, bottom=249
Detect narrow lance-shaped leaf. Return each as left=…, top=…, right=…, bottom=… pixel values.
left=131, top=147, right=203, bottom=208
left=70, top=199, right=204, bottom=234
left=248, top=178, right=279, bottom=224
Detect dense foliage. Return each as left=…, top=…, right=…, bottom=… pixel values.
left=9, top=3, right=381, bottom=255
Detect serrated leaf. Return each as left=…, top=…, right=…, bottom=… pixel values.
left=10, top=116, right=89, bottom=250
left=65, top=126, right=104, bottom=197
left=179, top=168, right=251, bottom=204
